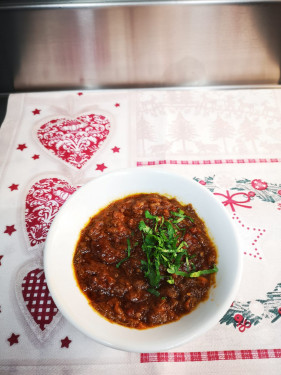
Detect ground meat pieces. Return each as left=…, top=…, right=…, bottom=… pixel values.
left=73, top=193, right=217, bottom=329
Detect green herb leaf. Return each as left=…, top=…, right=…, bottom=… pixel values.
left=116, top=256, right=129, bottom=268
left=167, top=276, right=175, bottom=284
left=185, top=256, right=190, bottom=271
left=145, top=210, right=160, bottom=221
left=139, top=220, right=152, bottom=234
left=189, top=265, right=218, bottom=278
left=174, top=270, right=189, bottom=277
left=116, top=238, right=132, bottom=268
left=171, top=209, right=185, bottom=217
left=173, top=217, right=185, bottom=224
left=138, top=209, right=217, bottom=292
left=147, top=288, right=160, bottom=297
left=171, top=210, right=194, bottom=223
left=127, top=238, right=131, bottom=256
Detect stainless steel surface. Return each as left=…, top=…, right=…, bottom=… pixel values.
left=0, top=1, right=280, bottom=92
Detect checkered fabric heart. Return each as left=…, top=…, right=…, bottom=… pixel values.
left=22, top=268, right=59, bottom=331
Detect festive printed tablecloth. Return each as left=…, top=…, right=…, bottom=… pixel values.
left=0, top=89, right=281, bottom=374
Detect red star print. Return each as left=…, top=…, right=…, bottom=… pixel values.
left=7, top=333, right=20, bottom=346
left=77, top=92, right=83, bottom=96
left=8, top=184, right=19, bottom=191
left=61, top=336, right=72, bottom=348
left=112, top=146, right=120, bottom=153
left=0, top=255, right=3, bottom=266
left=17, top=144, right=27, bottom=151
left=115, top=103, right=120, bottom=107
left=32, top=109, right=41, bottom=115
left=32, top=154, right=40, bottom=160
left=96, top=163, right=107, bottom=172
left=4, top=225, right=16, bottom=236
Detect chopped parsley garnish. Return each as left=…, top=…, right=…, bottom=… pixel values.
left=138, top=210, right=218, bottom=295
left=171, top=209, right=194, bottom=224
left=116, top=239, right=132, bottom=268
left=116, top=209, right=218, bottom=297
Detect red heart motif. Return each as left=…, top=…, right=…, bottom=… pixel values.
left=22, top=268, right=59, bottom=331
left=16, top=262, right=62, bottom=342
left=37, top=114, right=111, bottom=169
left=25, top=177, right=76, bottom=248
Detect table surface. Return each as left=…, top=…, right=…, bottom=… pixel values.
left=0, top=89, right=281, bottom=375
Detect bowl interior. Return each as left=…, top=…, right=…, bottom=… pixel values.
left=44, top=168, right=242, bottom=352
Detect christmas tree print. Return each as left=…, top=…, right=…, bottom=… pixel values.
left=220, top=283, right=281, bottom=330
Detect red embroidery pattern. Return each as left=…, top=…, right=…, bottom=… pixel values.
left=37, top=114, right=110, bottom=169
left=25, top=178, right=76, bottom=247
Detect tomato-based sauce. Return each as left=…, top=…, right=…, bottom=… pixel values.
left=73, top=193, right=217, bottom=329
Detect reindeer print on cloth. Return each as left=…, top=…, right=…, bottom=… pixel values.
left=37, top=114, right=111, bottom=169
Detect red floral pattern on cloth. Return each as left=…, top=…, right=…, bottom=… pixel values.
left=37, top=114, right=110, bottom=169
left=21, top=268, right=59, bottom=331
left=25, top=178, right=76, bottom=247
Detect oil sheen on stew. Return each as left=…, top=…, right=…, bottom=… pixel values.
left=73, top=193, right=218, bottom=329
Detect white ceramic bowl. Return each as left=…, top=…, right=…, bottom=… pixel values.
left=44, top=167, right=242, bottom=352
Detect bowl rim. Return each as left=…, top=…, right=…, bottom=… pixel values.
left=44, top=167, right=243, bottom=352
